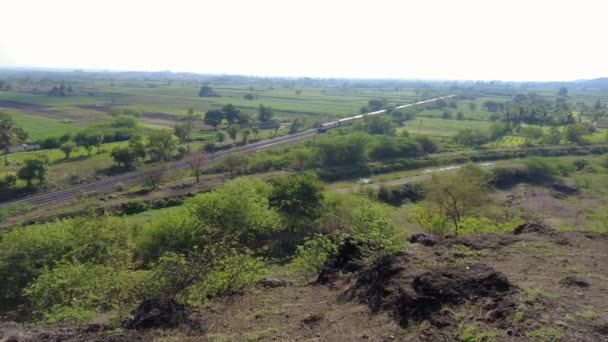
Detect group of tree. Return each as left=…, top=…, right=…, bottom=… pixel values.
left=47, top=83, right=73, bottom=97
left=203, top=104, right=251, bottom=129
left=198, top=85, right=220, bottom=97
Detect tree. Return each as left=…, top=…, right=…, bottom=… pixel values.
left=252, top=127, right=260, bottom=140
left=367, top=99, right=385, bottom=111
left=147, top=130, right=178, bottom=162
left=456, top=112, right=465, bottom=120
left=227, top=124, right=240, bottom=144
left=142, top=164, right=167, bottom=190
left=441, top=110, right=453, bottom=120
left=222, top=153, right=249, bottom=178
left=215, top=131, right=225, bottom=144
left=198, top=85, right=218, bottom=97
left=294, top=148, right=315, bottom=170
left=423, top=163, right=492, bottom=236
left=558, top=87, right=568, bottom=97
left=289, top=118, right=303, bottom=134
left=92, top=131, right=104, bottom=154
left=17, top=156, right=48, bottom=186
left=174, top=121, right=194, bottom=151
left=74, top=132, right=101, bottom=156
left=111, top=146, right=137, bottom=167
left=241, top=128, right=251, bottom=144
left=128, top=133, right=147, bottom=160
left=414, top=135, right=438, bottom=154
left=0, top=112, right=27, bottom=165
left=204, top=110, right=224, bottom=129
left=186, top=178, right=282, bottom=244
left=185, top=151, right=206, bottom=183
left=565, top=124, right=587, bottom=144
left=258, top=104, right=273, bottom=123
left=222, top=104, right=240, bottom=125
left=358, top=115, right=396, bottom=135
left=269, top=172, right=325, bottom=230
left=542, top=126, right=562, bottom=145
left=468, top=102, right=477, bottom=111
left=59, top=141, right=76, bottom=159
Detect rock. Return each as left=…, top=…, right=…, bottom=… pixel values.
left=302, top=313, right=323, bottom=326
left=560, top=275, right=591, bottom=288
left=552, top=183, right=579, bottom=195
left=124, top=298, right=191, bottom=330
left=414, top=264, right=511, bottom=304
left=410, top=233, right=439, bottom=246
left=259, top=278, right=287, bottom=288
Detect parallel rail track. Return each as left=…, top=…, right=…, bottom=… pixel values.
left=0, top=96, right=452, bottom=208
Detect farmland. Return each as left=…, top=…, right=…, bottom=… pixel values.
left=2, top=70, right=608, bottom=341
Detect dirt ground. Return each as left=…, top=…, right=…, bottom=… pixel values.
left=4, top=223, right=606, bottom=341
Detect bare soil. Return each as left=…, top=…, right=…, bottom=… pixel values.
left=5, top=222, right=606, bottom=341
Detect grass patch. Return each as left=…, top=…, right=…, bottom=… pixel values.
left=526, top=326, right=561, bottom=341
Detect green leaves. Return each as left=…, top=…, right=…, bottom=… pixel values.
left=288, top=234, right=337, bottom=281
left=187, top=178, right=282, bottom=243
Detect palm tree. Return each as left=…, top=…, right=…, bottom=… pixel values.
left=0, top=113, right=16, bottom=165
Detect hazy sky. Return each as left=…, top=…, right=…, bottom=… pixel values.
left=1, top=0, right=606, bottom=81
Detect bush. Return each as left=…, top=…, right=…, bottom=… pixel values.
left=348, top=196, right=408, bottom=260
left=122, top=200, right=149, bottom=215
left=521, top=157, right=560, bottom=183
left=23, top=262, right=151, bottom=324
left=0, top=174, right=16, bottom=190
left=188, top=250, right=269, bottom=303
left=136, top=209, right=205, bottom=265
left=491, top=164, right=528, bottom=188
left=598, top=153, right=608, bottom=168
left=186, top=178, right=282, bottom=244
left=288, top=234, right=337, bottom=281
left=0, top=216, right=132, bottom=307
left=409, top=205, right=450, bottom=237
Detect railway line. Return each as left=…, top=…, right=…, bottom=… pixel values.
left=0, top=96, right=452, bottom=208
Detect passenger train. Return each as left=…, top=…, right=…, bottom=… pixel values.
left=316, top=95, right=454, bottom=133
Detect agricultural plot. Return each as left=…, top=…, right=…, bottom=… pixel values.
left=0, top=109, right=84, bottom=141
left=399, top=117, right=492, bottom=136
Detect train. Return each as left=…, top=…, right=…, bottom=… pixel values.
left=316, top=95, right=455, bottom=133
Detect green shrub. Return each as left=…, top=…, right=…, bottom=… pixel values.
left=136, top=209, right=205, bottom=265
left=348, top=196, right=408, bottom=260
left=459, top=216, right=524, bottom=236
left=598, top=153, right=608, bottom=168
left=526, top=326, right=561, bottom=341
left=122, top=200, right=149, bottom=215
left=187, top=178, right=282, bottom=244
left=188, top=250, right=269, bottom=303
left=409, top=205, right=450, bottom=237
left=522, top=157, right=559, bottom=183
left=23, top=261, right=152, bottom=324
left=0, top=216, right=132, bottom=306
left=288, top=234, right=337, bottom=281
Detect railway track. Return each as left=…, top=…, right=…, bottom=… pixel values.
left=0, top=95, right=453, bottom=208
left=0, top=130, right=316, bottom=207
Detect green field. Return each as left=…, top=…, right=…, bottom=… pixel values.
left=2, top=110, right=84, bottom=140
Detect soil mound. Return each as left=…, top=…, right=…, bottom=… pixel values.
left=348, top=254, right=516, bottom=327
left=442, top=234, right=522, bottom=250
left=124, top=298, right=194, bottom=330
left=410, top=233, right=438, bottom=246
left=317, top=238, right=365, bottom=284
left=513, top=222, right=570, bottom=245
left=560, top=275, right=591, bottom=288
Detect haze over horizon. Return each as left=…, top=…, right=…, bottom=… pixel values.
left=1, top=0, right=606, bottom=82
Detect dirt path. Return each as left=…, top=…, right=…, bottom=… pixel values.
left=337, top=162, right=494, bottom=194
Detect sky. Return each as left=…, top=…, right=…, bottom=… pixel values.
left=1, top=0, right=606, bottom=81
